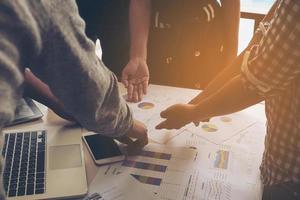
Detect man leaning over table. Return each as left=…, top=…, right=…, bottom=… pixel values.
left=156, top=0, right=300, bottom=199
left=0, top=0, right=148, bottom=199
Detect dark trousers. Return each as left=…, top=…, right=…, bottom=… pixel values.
left=76, top=0, right=130, bottom=78
left=263, top=182, right=300, bottom=200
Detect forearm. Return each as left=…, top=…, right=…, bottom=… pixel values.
left=129, top=0, right=151, bottom=59
left=197, top=0, right=280, bottom=102
left=194, top=75, right=263, bottom=121
left=192, top=52, right=245, bottom=102
left=196, top=0, right=293, bottom=118
left=203, top=0, right=279, bottom=100
left=157, top=74, right=263, bottom=130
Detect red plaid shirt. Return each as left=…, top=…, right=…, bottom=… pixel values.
left=241, top=0, right=300, bottom=186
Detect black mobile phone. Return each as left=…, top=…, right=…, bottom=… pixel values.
left=82, top=133, right=125, bottom=165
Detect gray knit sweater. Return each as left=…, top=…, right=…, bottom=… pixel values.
left=0, top=0, right=133, bottom=198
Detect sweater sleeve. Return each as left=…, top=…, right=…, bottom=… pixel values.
left=241, top=1, right=300, bottom=97
left=0, top=1, right=43, bottom=198
left=30, top=1, right=133, bottom=137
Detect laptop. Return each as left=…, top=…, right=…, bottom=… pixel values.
left=5, top=98, right=43, bottom=127
left=2, top=122, right=88, bottom=199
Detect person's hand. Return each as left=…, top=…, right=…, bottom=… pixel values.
left=116, top=120, right=148, bottom=155
left=156, top=104, right=197, bottom=130
left=121, top=58, right=149, bottom=102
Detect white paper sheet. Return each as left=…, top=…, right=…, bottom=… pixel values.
left=224, top=122, right=266, bottom=154
left=95, top=142, right=264, bottom=200
left=117, top=84, right=266, bottom=199
left=96, top=143, right=198, bottom=200
left=183, top=144, right=264, bottom=200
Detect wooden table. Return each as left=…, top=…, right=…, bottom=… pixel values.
left=4, top=84, right=267, bottom=199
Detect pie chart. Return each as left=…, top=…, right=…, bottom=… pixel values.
left=201, top=124, right=218, bottom=132
left=220, top=116, right=232, bottom=123
left=138, top=102, right=155, bottom=110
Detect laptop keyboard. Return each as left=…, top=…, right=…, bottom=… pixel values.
left=2, top=130, right=46, bottom=197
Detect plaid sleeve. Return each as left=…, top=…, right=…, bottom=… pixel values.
left=241, top=0, right=300, bottom=96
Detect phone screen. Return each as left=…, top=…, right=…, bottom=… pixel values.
left=84, top=134, right=122, bottom=160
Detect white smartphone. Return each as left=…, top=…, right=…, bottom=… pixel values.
left=82, top=133, right=125, bottom=166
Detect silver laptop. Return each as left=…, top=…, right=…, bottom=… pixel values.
left=2, top=124, right=87, bottom=199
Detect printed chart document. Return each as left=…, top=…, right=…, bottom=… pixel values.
left=83, top=174, right=153, bottom=200
left=96, top=143, right=198, bottom=200
left=165, top=122, right=266, bottom=200
left=184, top=144, right=263, bottom=200
left=95, top=141, right=264, bottom=200
left=116, top=84, right=267, bottom=199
